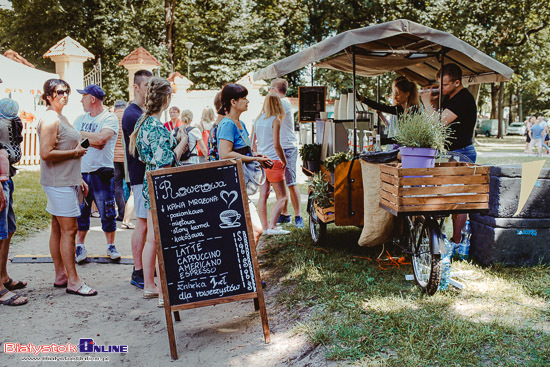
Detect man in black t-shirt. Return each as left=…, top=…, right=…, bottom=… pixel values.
left=122, top=69, right=152, bottom=289
left=421, top=63, right=477, bottom=247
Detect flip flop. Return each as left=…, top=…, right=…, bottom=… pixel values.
left=3, top=277, right=27, bottom=291
left=54, top=282, right=68, bottom=288
left=66, top=283, right=98, bottom=297
left=121, top=222, right=135, bottom=229
left=143, top=290, right=159, bottom=299
left=0, top=288, right=28, bottom=306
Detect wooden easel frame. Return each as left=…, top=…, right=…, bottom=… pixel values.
left=147, top=159, right=270, bottom=360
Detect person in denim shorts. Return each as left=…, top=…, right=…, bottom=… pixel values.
left=270, top=79, right=304, bottom=228
left=73, top=85, right=120, bottom=264
left=0, top=98, right=28, bottom=305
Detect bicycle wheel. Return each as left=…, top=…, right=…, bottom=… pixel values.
left=411, top=216, right=441, bottom=295
left=308, top=198, right=326, bottom=245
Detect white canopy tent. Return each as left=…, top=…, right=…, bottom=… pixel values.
left=0, top=54, right=59, bottom=117
left=253, top=19, right=513, bottom=86
left=0, top=55, right=58, bottom=94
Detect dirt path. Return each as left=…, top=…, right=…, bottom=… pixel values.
left=1, top=219, right=336, bottom=366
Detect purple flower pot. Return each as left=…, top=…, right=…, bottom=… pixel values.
left=400, top=147, right=437, bottom=169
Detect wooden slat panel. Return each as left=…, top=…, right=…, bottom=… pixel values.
left=396, top=166, right=489, bottom=177
left=380, top=172, right=399, bottom=186
left=400, top=175, right=489, bottom=186
left=400, top=184, right=489, bottom=196
left=395, top=202, right=489, bottom=212
left=399, top=194, right=489, bottom=205
left=380, top=197, right=399, bottom=212
left=380, top=188, right=398, bottom=205
left=380, top=181, right=399, bottom=195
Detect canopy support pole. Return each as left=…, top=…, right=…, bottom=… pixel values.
left=352, top=46, right=357, bottom=156
left=438, top=51, right=446, bottom=111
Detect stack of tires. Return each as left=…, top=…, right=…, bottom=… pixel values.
left=470, top=165, right=550, bottom=266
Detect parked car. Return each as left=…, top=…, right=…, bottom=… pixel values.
left=506, top=121, right=526, bottom=135
left=475, top=119, right=504, bottom=137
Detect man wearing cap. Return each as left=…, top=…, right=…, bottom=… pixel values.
left=73, top=84, right=121, bottom=263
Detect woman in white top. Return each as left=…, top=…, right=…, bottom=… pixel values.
left=179, top=110, right=207, bottom=165
left=196, top=107, right=215, bottom=162
left=38, top=79, right=97, bottom=296
left=251, top=94, right=288, bottom=235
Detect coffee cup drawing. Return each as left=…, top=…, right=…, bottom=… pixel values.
left=219, top=209, right=241, bottom=228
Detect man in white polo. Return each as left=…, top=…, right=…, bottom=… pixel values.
left=73, top=84, right=120, bottom=263
left=270, top=79, right=304, bottom=228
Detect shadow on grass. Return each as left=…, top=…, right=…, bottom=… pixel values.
left=258, top=224, right=550, bottom=366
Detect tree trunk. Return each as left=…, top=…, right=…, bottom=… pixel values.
left=165, top=0, right=177, bottom=73
left=497, top=82, right=505, bottom=138
left=518, top=83, right=523, bottom=123
left=490, top=83, right=498, bottom=119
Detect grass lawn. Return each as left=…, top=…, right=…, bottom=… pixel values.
left=12, top=170, right=49, bottom=242
left=259, top=225, right=549, bottom=366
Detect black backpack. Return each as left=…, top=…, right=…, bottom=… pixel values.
left=174, top=126, right=197, bottom=161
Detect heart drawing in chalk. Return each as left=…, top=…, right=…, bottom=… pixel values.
left=220, top=190, right=238, bottom=208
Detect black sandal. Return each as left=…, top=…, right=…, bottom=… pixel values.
left=3, top=277, right=27, bottom=291
left=0, top=288, right=28, bottom=306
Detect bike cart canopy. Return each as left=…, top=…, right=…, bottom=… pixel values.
left=253, top=19, right=513, bottom=86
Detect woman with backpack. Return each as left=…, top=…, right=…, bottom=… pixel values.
left=175, top=110, right=207, bottom=165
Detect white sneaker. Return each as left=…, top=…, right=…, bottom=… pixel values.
left=75, top=244, right=87, bottom=264
left=106, top=244, right=121, bottom=260
left=264, top=228, right=290, bottom=235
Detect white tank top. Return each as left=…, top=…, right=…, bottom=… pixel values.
left=254, top=114, right=280, bottom=161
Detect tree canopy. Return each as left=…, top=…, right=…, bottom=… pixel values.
left=1, top=0, right=548, bottom=116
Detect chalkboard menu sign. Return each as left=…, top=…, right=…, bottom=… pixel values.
left=299, top=86, right=326, bottom=122
left=147, top=159, right=270, bottom=360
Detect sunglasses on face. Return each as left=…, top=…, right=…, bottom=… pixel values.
left=55, top=90, right=69, bottom=97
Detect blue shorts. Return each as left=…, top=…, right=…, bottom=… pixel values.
left=283, top=147, right=298, bottom=187
left=451, top=144, right=477, bottom=163
left=78, top=171, right=117, bottom=233
left=0, top=179, right=16, bottom=240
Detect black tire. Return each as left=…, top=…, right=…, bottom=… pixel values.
left=410, top=216, right=441, bottom=295
left=485, top=131, right=490, bottom=137
left=308, top=199, right=326, bottom=245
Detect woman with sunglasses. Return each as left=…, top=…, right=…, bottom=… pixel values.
left=37, top=79, right=97, bottom=296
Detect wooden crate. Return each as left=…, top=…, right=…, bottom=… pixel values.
left=314, top=203, right=335, bottom=223
left=379, top=162, right=489, bottom=215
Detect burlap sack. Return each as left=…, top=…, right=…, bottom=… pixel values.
left=358, top=160, right=394, bottom=247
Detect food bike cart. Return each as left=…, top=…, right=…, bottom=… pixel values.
left=253, top=19, right=513, bottom=294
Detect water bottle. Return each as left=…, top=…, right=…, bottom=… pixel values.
left=374, top=134, right=382, bottom=152
left=458, top=220, right=471, bottom=260
left=362, top=132, right=368, bottom=152
left=348, top=129, right=353, bottom=152
left=438, top=235, right=453, bottom=291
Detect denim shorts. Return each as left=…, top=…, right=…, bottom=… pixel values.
left=450, top=144, right=477, bottom=163
left=78, top=171, right=117, bottom=233
left=0, top=179, right=16, bottom=240
left=131, top=184, right=148, bottom=219
left=283, top=147, right=298, bottom=186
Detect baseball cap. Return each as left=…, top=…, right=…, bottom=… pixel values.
left=114, top=100, right=127, bottom=109
left=0, top=98, right=19, bottom=119
left=76, top=84, right=105, bottom=100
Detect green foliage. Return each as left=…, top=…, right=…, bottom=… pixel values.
left=323, top=151, right=353, bottom=173
left=299, top=143, right=322, bottom=161
left=1, top=0, right=549, bottom=113
left=12, top=171, right=49, bottom=241
left=309, top=171, right=333, bottom=209
left=393, top=111, right=453, bottom=151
